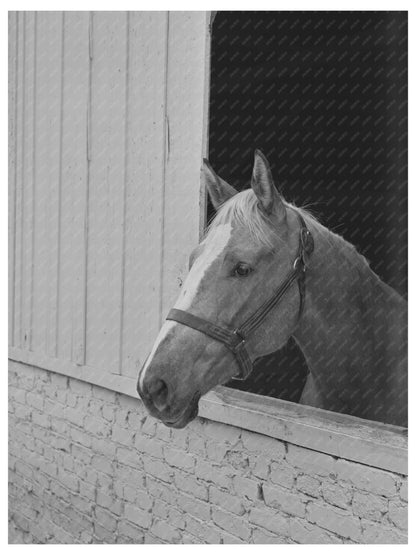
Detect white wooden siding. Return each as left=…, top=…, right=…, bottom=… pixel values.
left=9, top=11, right=211, bottom=391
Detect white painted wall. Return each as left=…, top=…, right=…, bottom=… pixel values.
left=9, top=11, right=211, bottom=385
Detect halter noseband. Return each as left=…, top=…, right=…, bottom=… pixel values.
left=166, top=212, right=314, bottom=380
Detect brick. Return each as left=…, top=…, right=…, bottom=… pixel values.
left=102, top=405, right=115, bottom=422
left=92, top=385, right=117, bottom=404
left=51, top=419, right=68, bottom=436
left=117, top=447, right=141, bottom=468
left=263, top=484, right=306, bottom=518
left=307, top=501, right=362, bottom=541
left=135, top=434, right=164, bottom=458
left=141, top=417, right=157, bottom=437
left=168, top=506, right=186, bottom=530
left=124, top=503, right=152, bottom=528
left=147, top=476, right=177, bottom=505
left=114, top=408, right=129, bottom=428
left=48, top=431, right=69, bottom=451
left=252, top=527, right=287, bottom=544
left=91, top=454, right=113, bottom=475
left=187, top=431, right=206, bottom=456
left=50, top=373, right=67, bottom=389
left=336, top=459, right=396, bottom=497
left=155, top=423, right=172, bottom=442
left=70, top=427, right=92, bottom=449
left=212, top=507, right=250, bottom=541
left=70, top=492, right=93, bottom=515
left=184, top=514, right=221, bottom=544
left=14, top=404, right=32, bottom=420
left=251, top=456, right=270, bottom=480
left=71, top=444, right=92, bottom=464
left=174, top=471, right=208, bottom=501
left=112, top=424, right=134, bottom=446
left=169, top=428, right=188, bottom=450
left=70, top=379, right=92, bottom=395
left=177, top=492, right=210, bottom=521
left=209, top=486, right=245, bottom=515
left=117, top=520, right=145, bottom=543
left=269, top=460, right=297, bottom=490
left=289, top=518, right=343, bottom=544
left=9, top=386, right=27, bottom=405
left=26, top=392, right=44, bottom=411
left=388, top=499, right=407, bottom=530
left=115, top=464, right=145, bottom=488
left=361, top=519, right=407, bottom=543
left=321, top=481, right=353, bottom=510
left=91, top=437, right=116, bottom=458
left=150, top=519, right=181, bottom=543
left=205, top=440, right=229, bottom=462
left=15, top=461, right=34, bottom=481
left=286, top=444, right=336, bottom=478
left=203, top=421, right=241, bottom=445
left=136, top=490, right=153, bottom=511
left=164, top=446, right=195, bottom=471
left=88, top=398, right=104, bottom=416
left=151, top=500, right=171, bottom=525
left=57, top=468, right=79, bottom=492
left=94, top=522, right=117, bottom=543
left=352, top=491, right=387, bottom=522
left=296, top=474, right=320, bottom=498
left=64, top=407, right=85, bottom=427
left=241, top=430, right=285, bottom=458
left=399, top=479, right=408, bottom=501
left=221, top=530, right=246, bottom=544
left=96, top=491, right=122, bottom=516
left=143, top=456, right=173, bottom=483
left=194, top=459, right=233, bottom=489
left=181, top=533, right=200, bottom=544
left=249, top=507, right=289, bottom=537
left=95, top=507, right=118, bottom=533
left=83, top=416, right=110, bottom=438
left=233, top=476, right=261, bottom=502
left=65, top=392, right=78, bottom=408
left=224, top=449, right=250, bottom=470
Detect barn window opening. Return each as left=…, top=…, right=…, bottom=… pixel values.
left=208, top=12, right=407, bottom=405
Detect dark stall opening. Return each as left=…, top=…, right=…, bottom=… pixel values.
left=208, top=11, right=407, bottom=402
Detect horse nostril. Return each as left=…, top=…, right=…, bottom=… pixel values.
left=148, top=378, right=169, bottom=412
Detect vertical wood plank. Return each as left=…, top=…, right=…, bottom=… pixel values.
left=20, top=12, right=37, bottom=350
left=8, top=13, right=18, bottom=347
left=31, top=12, right=63, bottom=355
left=120, top=12, right=168, bottom=378
left=37, top=13, right=65, bottom=358
left=57, top=12, right=90, bottom=364
left=161, top=12, right=211, bottom=316
left=85, top=12, right=128, bottom=372
left=13, top=12, right=25, bottom=349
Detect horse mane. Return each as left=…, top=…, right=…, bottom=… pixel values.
left=205, top=188, right=372, bottom=276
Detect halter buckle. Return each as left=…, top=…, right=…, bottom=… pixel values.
left=230, top=329, right=246, bottom=352
left=293, top=255, right=304, bottom=271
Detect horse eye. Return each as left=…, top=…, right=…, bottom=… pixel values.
left=234, top=263, right=252, bottom=277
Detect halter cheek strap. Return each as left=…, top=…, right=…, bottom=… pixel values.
left=166, top=213, right=314, bottom=380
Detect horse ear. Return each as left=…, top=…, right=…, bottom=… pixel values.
left=202, top=159, right=238, bottom=210
left=251, top=149, right=284, bottom=217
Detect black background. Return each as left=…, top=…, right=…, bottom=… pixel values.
left=208, top=11, right=407, bottom=401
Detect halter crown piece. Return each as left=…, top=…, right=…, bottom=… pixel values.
left=166, top=212, right=314, bottom=380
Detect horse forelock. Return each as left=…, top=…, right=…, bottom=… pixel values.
left=205, top=189, right=276, bottom=249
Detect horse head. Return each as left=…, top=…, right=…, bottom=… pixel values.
left=137, top=150, right=309, bottom=428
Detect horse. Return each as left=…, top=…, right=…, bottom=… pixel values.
left=137, top=150, right=407, bottom=429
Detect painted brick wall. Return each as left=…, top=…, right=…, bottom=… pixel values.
left=8, top=361, right=408, bottom=544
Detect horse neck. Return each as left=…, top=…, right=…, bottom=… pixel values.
left=291, top=214, right=407, bottom=423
